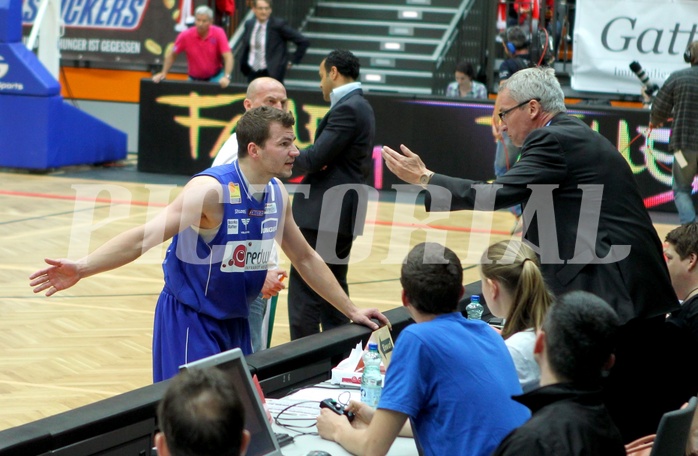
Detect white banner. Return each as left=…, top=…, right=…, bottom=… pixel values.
left=572, top=0, right=698, bottom=94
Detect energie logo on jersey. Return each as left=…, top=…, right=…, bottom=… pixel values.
left=220, top=240, right=273, bottom=273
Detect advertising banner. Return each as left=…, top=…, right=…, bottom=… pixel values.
left=138, top=80, right=677, bottom=212
left=572, top=0, right=697, bottom=94
left=21, top=0, right=185, bottom=65
left=137, top=80, right=497, bottom=189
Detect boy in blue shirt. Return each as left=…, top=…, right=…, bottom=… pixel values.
left=317, top=242, right=529, bottom=456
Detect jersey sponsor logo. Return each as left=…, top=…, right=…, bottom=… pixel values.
left=261, top=218, right=278, bottom=235
left=240, top=218, right=250, bottom=234
left=265, top=202, right=277, bottom=214
left=248, top=208, right=264, bottom=217
left=229, top=183, right=241, bottom=204
left=227, top=219, right=238, bottom=235
left=220, top=240, right=273, bottom=272
left=234, top=208, right=247, bottom=214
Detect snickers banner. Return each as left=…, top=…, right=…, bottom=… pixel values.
left=21, top=0, right=184, bottom=65
left=572, top=0, right=698, bottom=94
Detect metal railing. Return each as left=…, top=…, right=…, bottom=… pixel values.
left=431, top=0, right=488, bottom=95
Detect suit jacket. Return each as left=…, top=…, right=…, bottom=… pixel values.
left=426, top=113, right=678, bottom=324
left=292, top=88, right=375, bottom=237
left=239, top=16, right=310, bottom=82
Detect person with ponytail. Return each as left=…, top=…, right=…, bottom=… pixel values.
left=480, top=239, right=554, bottom=392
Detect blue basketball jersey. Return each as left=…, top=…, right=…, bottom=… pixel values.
left=161, top=161, right=283, bottom=320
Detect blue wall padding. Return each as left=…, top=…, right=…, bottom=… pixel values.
left=0, top=0, right=21, bottom=43
left=1, top=0, right=127, bottom=170
left=0, top=43, right=61, bottom=96
left=0, top=94, right=127, bottom=169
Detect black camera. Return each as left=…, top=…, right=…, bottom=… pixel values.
left=629, top=61, right=659, bottom=96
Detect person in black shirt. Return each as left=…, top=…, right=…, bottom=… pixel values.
left=664, top=223, right=698, bottom=340
left=499, top=26, right=532, bottom=81
left=493, top=291, right=626, bottom=456
left=662, top=223, right=698, bottom=416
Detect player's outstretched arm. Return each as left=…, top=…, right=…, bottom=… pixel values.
left=29, top=176, right=223, bottom=296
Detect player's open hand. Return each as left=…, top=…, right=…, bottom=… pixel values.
left=29, top=258, right=81, bottom=296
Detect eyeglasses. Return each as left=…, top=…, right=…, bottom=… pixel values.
left=498, top=98, right=540, bottom=121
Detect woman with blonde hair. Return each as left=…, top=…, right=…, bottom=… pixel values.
left=480, top=239, right=554, bottom=392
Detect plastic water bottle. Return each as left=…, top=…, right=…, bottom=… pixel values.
left=466, top=295, right=484, bottom=320
left=360, top=343, right=383, bottom=407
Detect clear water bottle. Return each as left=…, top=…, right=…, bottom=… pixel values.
left=466, top=295, right=484, bottom=320
left=360, top=343, right=383, bottom=407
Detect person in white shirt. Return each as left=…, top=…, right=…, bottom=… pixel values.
left=213, top=77, right=288, bottom=167
left=480, top=239, right=555, bottom=392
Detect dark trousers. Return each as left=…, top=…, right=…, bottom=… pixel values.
left=603, top=315, right=686, bottom=442
left=246, top=69, right=270, bottom=83
left=288, top=228, right=353, bottom=340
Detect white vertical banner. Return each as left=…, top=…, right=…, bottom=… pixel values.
left=572, top=0, right=698, bottom=94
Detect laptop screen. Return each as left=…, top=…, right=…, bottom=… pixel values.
left=180, top=349, right=283, bottom=456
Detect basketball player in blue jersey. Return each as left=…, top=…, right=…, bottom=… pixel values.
left=30, top=106, right=389, bottom=382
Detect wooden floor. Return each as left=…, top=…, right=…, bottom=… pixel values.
left=0, top=165, right=677, bottom=432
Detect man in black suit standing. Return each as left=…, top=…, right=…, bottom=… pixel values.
left=382, top=66, right=679, bottom=442
left=288, top=49, right=376, bottom=340
left=239, top=0, right=310, bottom=83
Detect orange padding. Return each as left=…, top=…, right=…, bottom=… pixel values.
left=59, top=67, right=187, bottom=103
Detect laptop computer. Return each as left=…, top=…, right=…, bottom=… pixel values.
left=180, top=348, right=284, bottom=456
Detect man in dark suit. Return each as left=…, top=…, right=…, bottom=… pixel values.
left=382, top=66, right=680, bottom=442
left=288, top=49, right=376, bottom=340
left=239, top=0, right=309, bottom=83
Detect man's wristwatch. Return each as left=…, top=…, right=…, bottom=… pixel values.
left=224, top=74, right=231, bottom=79
left=419, top=171, right=435, bottom=188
